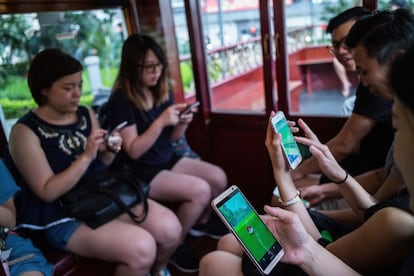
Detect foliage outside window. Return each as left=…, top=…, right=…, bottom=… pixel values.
left=0, top=8, right=126, bottom=121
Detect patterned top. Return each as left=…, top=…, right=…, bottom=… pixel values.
left=10, top=106, right=105, bottom=230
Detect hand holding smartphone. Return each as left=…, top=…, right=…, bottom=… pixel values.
left=179, top=101, right=200, bottom=116
left=212, top=185, right=284, bottom=275
left=270, top=111, right=303, bottom=169
left=106, top=121, right=127, bottom=145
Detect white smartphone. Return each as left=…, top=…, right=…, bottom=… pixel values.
left=108, top=121, right=127, bottom=135
left=106, top=121, right=127, bottom=143
left=270, top=111, right=303, bottom=169
left=211, top=185, right=284, bottom=275
left=179, top=101, right=200, bottom=116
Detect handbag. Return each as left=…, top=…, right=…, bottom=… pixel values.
left=59, top=171, right=150, bottom=229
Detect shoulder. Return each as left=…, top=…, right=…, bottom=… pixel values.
left=107, top=90, right=132, bottom=107
left=354, top=84, right=392, bottom=118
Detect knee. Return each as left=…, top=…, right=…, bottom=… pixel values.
left=156, top=214, right=182, bottom=248
left=217, top=233, right=239, bottom=252
left=210, top=167, right=228, bottom=192
left=199, top=252, right=214, bottom=275
left=192, top=179, right=212, bottom=205
left=123, top=232, right=157, bottom=270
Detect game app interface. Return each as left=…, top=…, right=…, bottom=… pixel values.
left=273, top=116, right=301, bottom=165
left=217, top=190, right=283, bottom=269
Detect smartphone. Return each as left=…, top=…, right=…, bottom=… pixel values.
left=179, top=101, right=200, bottom=116
left=106, top=121, right=127, bottom=144
left=108, top=121, right=127, bottom=135
left=270, top=111, right=303, bottom=169
left=212, top=185, right=284, bottom=275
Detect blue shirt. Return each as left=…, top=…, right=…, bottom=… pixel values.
left=0, top=159, right=19, bottom=205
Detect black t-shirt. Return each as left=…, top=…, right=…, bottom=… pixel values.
left=321, top=83, right=393, bottom=183
left=352, top=82, right=394, bottom=170
left=105, top=89, right=175, bottom=168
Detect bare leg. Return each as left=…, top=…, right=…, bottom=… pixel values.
left=149, top=170, right=212, bottom=239
left=67, top=220, right=157, bottom=276
left=66, top=200, right=182, bottom=275
left=171, top=157, right=228, bottom=223
left=199, top=250, right=243, bottom=276
left=333, top=57, right=351, bottom=97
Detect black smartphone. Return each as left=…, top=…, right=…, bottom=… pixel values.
left=179, top=101, right=200, bottom=116
left=211, top=185, right=284, bottom=275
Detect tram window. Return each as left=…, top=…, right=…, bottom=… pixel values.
left=285, top=0, right=360, bottom=117
left=172, top=0, right=265, bottom=113
left=171, top=0, right=364, bottom=116
left=0, top=8, right=127, bottom=139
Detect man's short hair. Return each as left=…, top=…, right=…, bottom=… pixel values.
left=326, top=6, right=372, bottom=34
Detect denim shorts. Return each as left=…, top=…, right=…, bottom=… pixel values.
left=44, top=220, right=81, bottom=251
left=7, top=233, right=54, bottom=276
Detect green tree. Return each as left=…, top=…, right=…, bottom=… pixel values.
left=0, top=14, right=32, bottom=86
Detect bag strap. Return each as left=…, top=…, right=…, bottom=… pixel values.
left=98, top=176, right=148, bottom=224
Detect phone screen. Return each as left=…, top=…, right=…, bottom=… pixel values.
left=213, top=186, right=284, bottom=274
left=271, top=112, right=302, bottom=169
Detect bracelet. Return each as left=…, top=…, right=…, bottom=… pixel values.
left=332, top=171, right=348, bottom=184
left=278, top=190, right=301, bottom=207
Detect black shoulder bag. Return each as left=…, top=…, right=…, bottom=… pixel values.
left=59, top=171, right=150, bottom=229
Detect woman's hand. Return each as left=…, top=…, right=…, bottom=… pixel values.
left=158, top=103, right=187, bottom=127
left=265, top=112, right=290, bottom=173
left=178, top=111, right=193, bottom=124
left=294, top=119, right=346, bottom=182
left=83, top=128, right=107, bottom=161
left=106, top=131, right=123, bottom=154
left=261, top=206, right=313, bottom=265
left=299, top=185, right=326, bottom=206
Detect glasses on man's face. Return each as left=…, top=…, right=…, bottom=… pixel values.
left=327, top=37, right=348, bottom=55
left=138, top=63, right=163, bottom=73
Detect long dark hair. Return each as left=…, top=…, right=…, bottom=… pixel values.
left=112, top=33, right=170, bottom=110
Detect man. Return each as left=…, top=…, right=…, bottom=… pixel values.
left=291, top=7, right=394, bottom=189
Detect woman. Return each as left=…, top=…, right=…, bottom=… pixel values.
left=105, top=34, right=228, bottom=272
left=8, top=48, right=182, bottom=276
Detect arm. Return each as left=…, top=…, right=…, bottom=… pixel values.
left=0, top=198, right=16, bottom=228
left=327, top=207, right=414, bottom=274
left=299, top=167, right=385, bottom=207
left=374, top=170, right=404, bottom=202
left=121, top=103, right=186, bottom=160
left=9, top=122, right=105, bottom=202
left=262, top=206, right=360, bottom=276
left=294, top=119, right=377, bottom=219
left=291, top=113, right=377, bottom=181
left=299, top=183, right=342, bottom=206
left=265, top=113, right=321, bottom=240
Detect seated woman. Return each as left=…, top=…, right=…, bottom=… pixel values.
left=8, top=48, right=182, bottom=276
left=104, top=34, right=228, bottom=272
